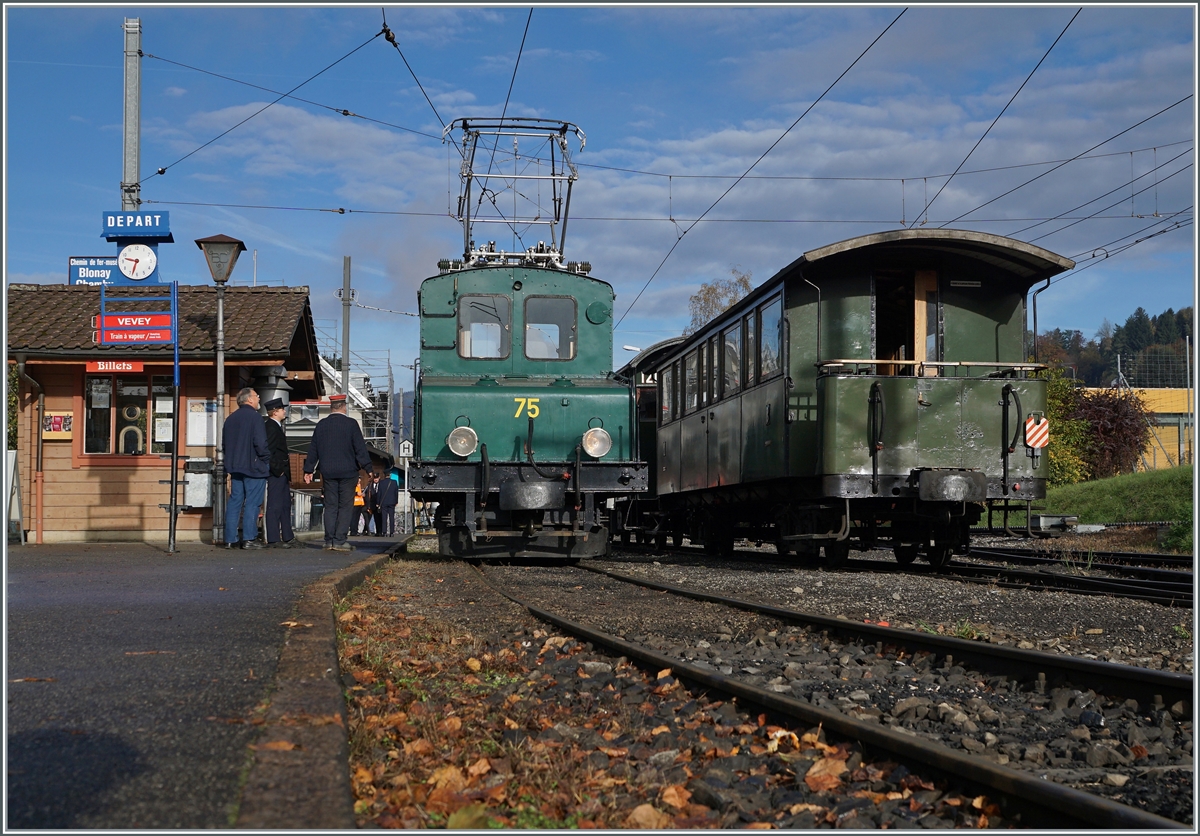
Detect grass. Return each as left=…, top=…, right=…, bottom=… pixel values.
left=996, top=466, right=1193, bottom=552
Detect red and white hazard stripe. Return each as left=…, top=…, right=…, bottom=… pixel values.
left=1025, top=415, right=1049, bottom=448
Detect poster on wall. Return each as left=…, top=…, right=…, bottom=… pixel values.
left=41, top=412, right=74, bottom=439
left=187, top=399, right=218, bottom=447
left=154, top=417, right=174, bottom=443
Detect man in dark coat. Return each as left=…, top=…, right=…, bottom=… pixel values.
left=222, top=387, right=270, bottom=549
left=262, top=398, right=297, bottom=548
left=375, top=470, right=399, bottom=536
left=303, top=393, right=371, bottom=552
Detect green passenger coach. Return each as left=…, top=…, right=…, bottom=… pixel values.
left=408, top=119, right=647, bottom=558
left=624, top=229, right=1074, bottom=567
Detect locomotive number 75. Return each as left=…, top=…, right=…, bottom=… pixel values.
left=514, top=397, right=541, bottom=418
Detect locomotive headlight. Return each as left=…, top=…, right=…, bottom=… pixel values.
left=447, top=426, right=479, bottom=457
left=582, top=427, right=613, bottom=458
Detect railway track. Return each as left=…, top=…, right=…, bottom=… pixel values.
left=473, top=560, right=1193, bottom=828
left=624, top=540, right=1194, bottom=607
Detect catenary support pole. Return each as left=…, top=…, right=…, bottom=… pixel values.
left=121, top=18, right=141, bottom=211
left=342, top=256, right=351, bottom=398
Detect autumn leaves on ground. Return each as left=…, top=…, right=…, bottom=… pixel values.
left=336, top=562, right=993, bottom=829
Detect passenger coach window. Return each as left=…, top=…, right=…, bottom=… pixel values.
left=458, top=295, right=511, bottom=359
left=524, top=296, right=576, bottom=360
left=684, top=352, right=699, bottom=413
left=660, top=365, right=675, bottom=423
left=723, top=324, right=741, bottom=395
left=760, top=297, right=783, bottom=379
left=744, top=313, right=757, bottom=387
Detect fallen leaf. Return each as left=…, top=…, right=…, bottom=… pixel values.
left=661, top=785, right=692, bottom=809
left=218, top=587, right=227, bottom=591
left=352, top=670, right=376, bottom=684
left=428, top=765, right=467, bottom=792
left=504, top=717, right=520, bottom=729
left=280, top=620, right=313, bottom=628
left=338, top=611, right=359, bottom=622
left=446, top=803, right=491, bottom=829
left=788, top=803, right=827, bottom=815
left=651, top=725, right=671, bottom=735
left=657, top=668, right=673, bottom=679
left=354, top=766, right=375, bottom=784
left=467, top=757, right=491, bottom=778
left=404, top=739, right=435, bottom=756
left=424, top=786, right=467, bottom=815
left=465, top=657, right=482, bottom=672
left=744, top=823, right=774, bottom=830
left=437, top=716, right=462, bottom=733
left=624, top=804, right=671, bottom=828
left=599, top=747, right=628, bottom=758
left=251, top=740, right=298, bottom=751
left=804, top=756, right=847, bottom=792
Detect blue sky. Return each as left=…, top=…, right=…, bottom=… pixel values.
left=5, top=5, right=1196, bottom=379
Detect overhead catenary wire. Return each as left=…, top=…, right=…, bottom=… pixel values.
left=475, top=8, right=535, bottom=248
left=136, top=30, right=384, bottom=187
left=139, top=49, right=1191, bottom=190
left=616, top=7, right=909, bottom=327
left=941, top=95, right=1193, bottom=227
left=141, top=51, right=443, bottom=141
left=1011, top=147, right=1193, bottom=237
left=381, top=11, right=446, bottom=133
left=140, top=198, right=1191, bottom=228
left=913, top=7, right=1081, bottom=227
left=1054, top=216, right=1193, bottom=282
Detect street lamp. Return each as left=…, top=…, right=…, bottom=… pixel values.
left=195, top=234, right=246, bottom=545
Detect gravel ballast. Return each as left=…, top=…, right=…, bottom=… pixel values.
left=339, top=542, right=1194, bottom=827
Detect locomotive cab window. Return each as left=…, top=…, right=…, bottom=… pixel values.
left=458, top=295, right=511, bottom=359
left=524, top=296, right=576, bottom=360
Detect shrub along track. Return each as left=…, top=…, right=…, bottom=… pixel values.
left=338, top=547, right=1192, bottom=828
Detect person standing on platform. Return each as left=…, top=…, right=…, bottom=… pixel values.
left=303, top=393, right=371, bottom=552
left=222, top=387, right=270, bottom=549
left=375, top=469, right=399, bottom=537
left=262, top=398, right=297, bottom=548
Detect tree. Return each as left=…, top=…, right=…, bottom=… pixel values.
left=1071, top=388, right=1154, bottom=479
left=684, top=268, right=753, bottom=336
left=1118, top=307, right=1154, bottom=356
left=1039, top=369, right=1090, bottom=486
left=1154, top=308, right=1180, bottom=345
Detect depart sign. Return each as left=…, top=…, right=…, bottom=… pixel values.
left=101, top=211, right=172, bottom=240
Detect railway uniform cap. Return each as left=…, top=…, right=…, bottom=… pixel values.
left=263, top=398, right=285, bottom=412
left=329, top=393, right=348, bottom=403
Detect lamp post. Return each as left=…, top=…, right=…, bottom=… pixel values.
left=195, top=234, right=246, bottom=545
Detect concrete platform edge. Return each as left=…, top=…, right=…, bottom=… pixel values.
left=234, top=542, right=405, bottom=829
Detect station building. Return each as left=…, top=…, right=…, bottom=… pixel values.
left=7, top=283, right=326, bottom=544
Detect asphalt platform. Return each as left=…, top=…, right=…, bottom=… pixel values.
left=5, top=531, right=405, bottom=829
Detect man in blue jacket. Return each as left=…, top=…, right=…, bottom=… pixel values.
left=223, top=388, right=271, bottom=549
left=303, top=393, right=372, bottom=551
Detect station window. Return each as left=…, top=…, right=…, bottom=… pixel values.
left=660, top=364, right=675, bottom=424
left=684, top=351, right=699, bottom=414
left=458, top=295, right=511, bottom=359
left=84, top=374, right=175, bottom=455
left=524, top=296, right=576, bottom=360
left=707, top=337, right=718, bottom=403
left=759, top=296, right=783, bottom=379
left=722, top=323, right=741, bottom=396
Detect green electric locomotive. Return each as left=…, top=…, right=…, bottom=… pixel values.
left=408, top=119, right=647, bottom=558
left=621, top=229, right=1074, bottom=567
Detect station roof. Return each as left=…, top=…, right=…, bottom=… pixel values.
left=799, top=229, right=1076, bottom=281
left=7, top=284, right=318, bottom=361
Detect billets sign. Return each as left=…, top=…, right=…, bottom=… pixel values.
left=86, top=361, right=144, bottom=372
